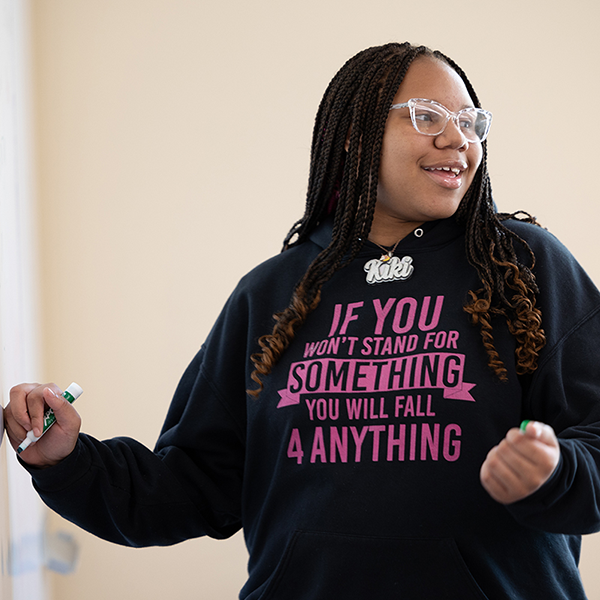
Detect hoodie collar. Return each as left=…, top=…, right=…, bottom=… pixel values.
left=309, top=216, right=465, bottom=255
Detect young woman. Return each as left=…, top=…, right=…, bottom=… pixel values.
left=5, top=42, right=600, bottom=599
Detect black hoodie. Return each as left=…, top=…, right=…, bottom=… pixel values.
left=28, top=216, right=600, bottom=599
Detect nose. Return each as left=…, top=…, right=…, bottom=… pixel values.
left=434, top=117, right=468, bottom=151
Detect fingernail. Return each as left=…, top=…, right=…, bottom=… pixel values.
left=519, top=420, right=530, bottom=434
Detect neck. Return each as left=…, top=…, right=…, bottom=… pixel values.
left=368, top=217, right=425, bottom=247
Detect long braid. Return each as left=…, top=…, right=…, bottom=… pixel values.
left=249, top=43, right=423, bottom=397
left=435, top=52, right=546, bottom=377
left=248, top=43, right=545, bottom=397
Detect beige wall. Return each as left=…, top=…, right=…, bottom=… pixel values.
left=29, top=0, right=600, bottom=598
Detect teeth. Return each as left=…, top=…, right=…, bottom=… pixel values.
left=426, top=166, right=462, bottom=175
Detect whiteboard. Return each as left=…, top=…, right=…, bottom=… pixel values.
left=0, top=0, right=48, bottom=599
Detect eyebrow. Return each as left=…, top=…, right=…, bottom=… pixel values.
left=436, top=100, right=477, bottom=112
left=390, top=98, right=479, bottom=112
left=436, top=99, right=476, bottom=111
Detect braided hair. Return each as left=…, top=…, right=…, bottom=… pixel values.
left=248, top=42, right=545, bottom=397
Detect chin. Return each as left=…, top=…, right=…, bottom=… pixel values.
left=423, top=203, right=461, bottom=222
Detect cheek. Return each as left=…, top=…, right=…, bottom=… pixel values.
left=466, top=146, right=483, bottom=185
left=473, top=147, right=483, bottom=170
left=379, top=137, right=417, bottom=180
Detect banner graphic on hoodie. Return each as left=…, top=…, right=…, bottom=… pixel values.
left=278, top=296, right=474, bottom=465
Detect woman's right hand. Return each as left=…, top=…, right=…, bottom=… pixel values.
left=4, top=383, right=82, bottom=468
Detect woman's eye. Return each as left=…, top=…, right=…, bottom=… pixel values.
left=458, top=111, right=477, bottom=130
left=414, top=111, right=436, bottom=123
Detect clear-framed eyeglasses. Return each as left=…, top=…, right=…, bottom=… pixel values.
left=389, top=98, right=493, bottom=143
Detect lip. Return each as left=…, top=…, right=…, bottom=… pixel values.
left=421, top=160, right=468, bottom=190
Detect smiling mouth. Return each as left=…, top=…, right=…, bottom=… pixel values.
left=423, top=166, right=464, bottom=176
left=422, top=166, right=465, bottom=189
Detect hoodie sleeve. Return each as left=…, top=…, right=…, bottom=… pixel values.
left=25, top=240, right=319, bottom=547
left=503, top=220, right=600, bottom=534
left=26, top=346, right=246, bottom=547
left=507, top=307, right=600, bottom=534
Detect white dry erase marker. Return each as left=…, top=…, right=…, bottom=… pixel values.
left=17, top=383, right=83, bottom=454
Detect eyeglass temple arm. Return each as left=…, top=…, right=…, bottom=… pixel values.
left=389, top=103, right=409, bottom=111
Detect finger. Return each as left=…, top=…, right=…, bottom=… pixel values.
left=29, top=384, right=63, bottom=437
left=496, top=438, right=534, bottom=478
left=8, top=383, right=39, bottom=431
left=481, top=471, right=513, bottom=504
left=16, top=389, right=81, bottom=467
left=490, top=431, right=559, bottom=497
left=481, top=448, right=537, bottom=504
left=40, top=387, right=81, bottom=433
left=525, top=421, right=557, bottom=448
left=3, top=405, right=29, bottom=450
left=506, top=426, right=560, bottom=471
left=480, top=447, right=520, bottom=503
left=486, top=442, right=530, bottom=486
left=43, top=387, right=69, bottom=419
left=480, top=466, right=507, bottom=503
left=519, top=420, right=558, bottom=444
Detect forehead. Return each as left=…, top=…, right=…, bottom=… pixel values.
left=392, top=58, right=475, bottom=110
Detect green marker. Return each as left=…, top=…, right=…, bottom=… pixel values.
left=17, top=382, right=83, bottom=454
left=520, top=420, right=531, bottom=433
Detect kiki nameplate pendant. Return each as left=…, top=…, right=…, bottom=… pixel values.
left=363, top=227, right=422, bottom=284
left=364, top=254, right=414, bottom=284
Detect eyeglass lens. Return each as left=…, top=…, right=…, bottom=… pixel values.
left=412, top=103, right=489, bottom=142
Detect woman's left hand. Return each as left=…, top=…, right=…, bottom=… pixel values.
left=480, top=421, right=560, bottom=504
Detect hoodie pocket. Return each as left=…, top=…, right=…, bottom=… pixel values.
left=259, top=530, right=489, bottom=600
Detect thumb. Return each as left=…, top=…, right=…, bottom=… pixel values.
left=521, top=420, right=557, bottom=447
left=41, top=387, right=71, bottom=424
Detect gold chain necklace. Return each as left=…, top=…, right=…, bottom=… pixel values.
left=371, top=239, right=402, bottom=263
